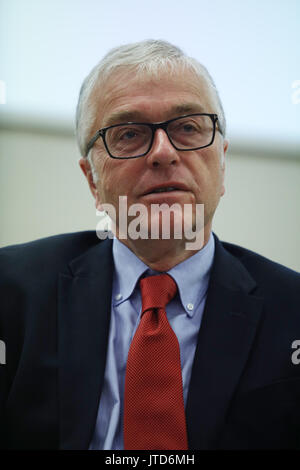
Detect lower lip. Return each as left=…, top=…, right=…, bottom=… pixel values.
left=141, top=190, right=189, bottom=201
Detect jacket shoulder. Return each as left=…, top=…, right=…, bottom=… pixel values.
left=221, top=240, right=300, bottom=287
left=0, top=231, right=101, bottom=278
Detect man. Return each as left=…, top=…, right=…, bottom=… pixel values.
left=0, top=40, right=300, bottom=450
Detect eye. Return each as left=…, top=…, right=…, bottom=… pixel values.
left=112, top=126, right=147, bottom=143
left=182, top=123, right=198, bottom=133
left=172, top=120, right=201, bottom=134
left=119, top=129, right=138, bottom=140
left=106, top=124, right=151, bottom=155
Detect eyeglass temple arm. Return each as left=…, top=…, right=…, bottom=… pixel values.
left=215, top=116, right=224, bottom=136
left=86, top=130, right=104, bottom=156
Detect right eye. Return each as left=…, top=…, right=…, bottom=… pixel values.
left=109, top=126, right=145, bottom=144
left=118, top=129, right=139, bottom=141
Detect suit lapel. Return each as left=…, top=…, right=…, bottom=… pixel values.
left=58, top=237, right=114, bottom=450
left=186, top=236, right=263, bottom=449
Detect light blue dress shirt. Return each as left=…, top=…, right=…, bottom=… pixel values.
left=89, top=233, right=215, bottom=450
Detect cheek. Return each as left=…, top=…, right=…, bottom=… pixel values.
left=94, top=154, right=134, bottom=200
left=190, top=149, right=224, bottom=193
left=93, top=155, right=116, bottom=200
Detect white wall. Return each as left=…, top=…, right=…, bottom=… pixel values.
left=1, top=0, right=300, bottom=144
left=1, top=126, right=299, bottom=272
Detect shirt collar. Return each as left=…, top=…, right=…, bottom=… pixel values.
left=112, top=234, right=215, bottom=317
left=112, top=239, right=149, bottom=305
left=167, top=233, right=215, bottom=316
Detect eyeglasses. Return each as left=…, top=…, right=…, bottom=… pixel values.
left=86, top=113, right=221, bottom=159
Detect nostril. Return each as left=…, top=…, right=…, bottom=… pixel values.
left=151, top=158, right=177, bottom=168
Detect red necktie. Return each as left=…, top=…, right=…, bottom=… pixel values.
left=123, top=273, right=188, bottom=450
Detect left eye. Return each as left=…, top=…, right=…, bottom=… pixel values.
left=172, top=121, right=200, bottom=134
left=182, top=124, right=197, bottom=133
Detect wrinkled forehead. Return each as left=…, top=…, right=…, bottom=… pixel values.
left=91, top=65, right=220, bottom=126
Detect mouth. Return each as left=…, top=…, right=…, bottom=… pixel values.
left=143, top=184, right=189, bottom=196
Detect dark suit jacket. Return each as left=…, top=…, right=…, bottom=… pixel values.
left=0, top=231, right=300, bottom=450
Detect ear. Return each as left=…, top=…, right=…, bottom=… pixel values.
left=220, top=139, right=229, bottom=197
left=79, top=157, right=104, bottom=211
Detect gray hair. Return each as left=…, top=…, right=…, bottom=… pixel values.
left=75, top=39, right=226, bottom=158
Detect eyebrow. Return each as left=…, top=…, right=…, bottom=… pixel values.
left=104, top=110, right=145, bottom=127
left=103, top=103, right=207, bottom=127
left=171, top=103, right=206, bottom=115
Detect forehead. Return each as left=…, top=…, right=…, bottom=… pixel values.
left=93, top=67, right=218, bottom=128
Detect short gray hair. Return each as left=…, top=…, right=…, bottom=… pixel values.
left=75, top=39, right=226, bottom=157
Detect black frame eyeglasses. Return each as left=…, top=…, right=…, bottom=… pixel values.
left=85, top=113, right=221, bottom=159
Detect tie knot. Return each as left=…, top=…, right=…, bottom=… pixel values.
left=140, top=273, right=177, bottom=314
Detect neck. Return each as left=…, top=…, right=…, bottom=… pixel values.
left=117, top=226, right=212, bottom=271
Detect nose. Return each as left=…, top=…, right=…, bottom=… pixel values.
left=146, top=128, right=180, bottom=169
